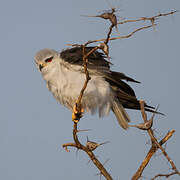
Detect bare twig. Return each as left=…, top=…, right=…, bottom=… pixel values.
left=129, top=118, right=153, bottom=130
left=69, top=10, right=177, bottom=48
left=151, top=171, right=179, bottom=180
left=75, top=45, right=91, bottom=113
left=74, top=45, right=102, bottom=115
left=132, top=100, right=179, bottom=180
left=67, top=25, right=153, bottom=48
left=140, top=101, right=179, bottom=174
left=104, top=24, right=114, bottom=44
left=77, top=129, right=92, bottom=133
left=118, top=10, right=177, bottom=25
left=132, top=130, right=175, bottom=180
left=95, top=159, right=110, bottom=180
left=62, top=123, right=113, bottom=180
left=83, top=25, right=153, bottom=46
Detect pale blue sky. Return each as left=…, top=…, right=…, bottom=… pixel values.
left=1, top=0, right=180, bottom=179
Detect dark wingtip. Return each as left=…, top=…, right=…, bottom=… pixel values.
left=125, top=78, right=141, bottom=83
left=145, top=108, right=165, bottom=116
left=133, top=80, right=141, bottom=83
left=156, top=111, right=166, bottom=116
left=145, top=104, right=165, bottom=116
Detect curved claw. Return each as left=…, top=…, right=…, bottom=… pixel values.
left=72, top=103, right=84, bottom=123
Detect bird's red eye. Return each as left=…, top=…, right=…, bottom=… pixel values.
left=45, top=57, right=53, bottom=63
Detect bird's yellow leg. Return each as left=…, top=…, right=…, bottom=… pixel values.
left=72, top=103, right=84, bottom=123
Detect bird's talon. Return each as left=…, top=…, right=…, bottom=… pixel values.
left=72, top=112, right=83, bottom=123
left=72, top=103, right=84, bottom=123
left=73, top=118, right=79, bottom=124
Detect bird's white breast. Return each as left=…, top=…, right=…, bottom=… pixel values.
left=42, top=60, right=112, bottom=116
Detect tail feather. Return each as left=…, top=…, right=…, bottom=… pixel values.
left=111, top=100, right=130, bottom=129
left=116, top=91, right=165, bottom=115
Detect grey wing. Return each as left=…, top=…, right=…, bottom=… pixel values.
left=60, top=46, right=110, bottom=70
left=104, top=71, right=157, bottom=113
left=60, top=46, right=141, bottom=82
left=60, top=46, right=140, bottom=84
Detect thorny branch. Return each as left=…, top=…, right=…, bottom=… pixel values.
left=140, top=101, right=179, bottom=174
left=81, top=10, right=177, bottom=46
left=62, top=9, right=178, bottom=180
left=131, top=101, right=179, bottom=180
left=62, top=123, right=113, bottom=180
left=75, top=45, right=91, bottom=112
left=151, top=171, right=179, bottom=180
left=118, top=10, right=177, bottom=25
left=69, top=24, right=154, bottom=47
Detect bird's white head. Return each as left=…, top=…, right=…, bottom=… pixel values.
left=34, top=48, right=60, bottom=75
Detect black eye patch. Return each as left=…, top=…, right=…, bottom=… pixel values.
left=45, top=56, right=53, bottom=63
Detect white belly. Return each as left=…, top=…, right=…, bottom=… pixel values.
left=44, top=63, right=112, bottom=116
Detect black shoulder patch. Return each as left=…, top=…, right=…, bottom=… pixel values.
left=60, top=46, right=110, bottom=69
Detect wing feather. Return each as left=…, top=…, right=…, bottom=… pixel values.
left=60, top=46, right=110, bottom=69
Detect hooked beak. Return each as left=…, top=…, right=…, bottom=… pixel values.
left=38, top=62, right=47, bottom=71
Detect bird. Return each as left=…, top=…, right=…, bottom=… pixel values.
left=34, top=46, right=159, bottom=129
